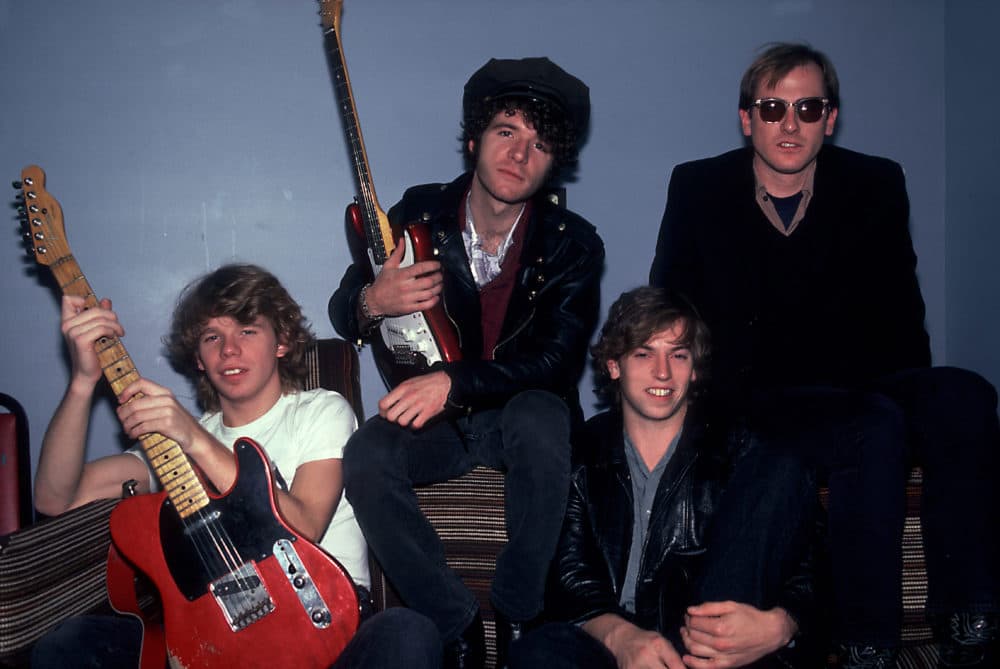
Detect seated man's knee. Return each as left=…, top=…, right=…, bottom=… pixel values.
left=750, top=436, right=816, bottom=492
left=932, top=366, right=998, bottom=409
left=502, top=390, right=569, bottom=436
left=852, top=392, right=907, bottom=448
left=343, top=418, right=407, bottom=498
left=501, top=390, right=570, bottom=468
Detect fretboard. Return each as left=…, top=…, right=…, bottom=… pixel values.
left=48, top=256, right=210, bottom=518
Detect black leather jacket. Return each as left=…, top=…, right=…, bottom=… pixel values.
left=329, top=172, right=605, bottom=417
left=546, top=410, right=819, bottom=665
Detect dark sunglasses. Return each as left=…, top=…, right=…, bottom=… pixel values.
left=751, top=97, right=830, bottom=124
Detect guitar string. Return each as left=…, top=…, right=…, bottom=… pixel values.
left=184, top=506, right=259, bottom=624
left=331, top=37, right=387, bottom=265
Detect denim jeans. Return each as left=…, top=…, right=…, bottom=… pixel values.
left=749, top=366, right=1000, bottom=647
left=343, top=390, right=572, bottom=642
left=30, top=607, right=441, bottom=669
left=508, top=622, right=617, bottom=669
left=695, top=429, right=818, bottom=614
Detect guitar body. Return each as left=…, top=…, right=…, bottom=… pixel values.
left=108, top=439, right=359, bottom=669
left=346, top=202, right=462, bottom=388
left=320, top=0, right=461, bottom=389
left=106, top=542, right=167, bottom=669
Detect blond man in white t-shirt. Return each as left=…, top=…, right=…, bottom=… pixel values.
left=32, top=263, right=440, bottom=669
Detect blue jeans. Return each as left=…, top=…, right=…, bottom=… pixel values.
left=694, top=429, right=818, bottom=615
left=750, top=366, right=1000, bottom=646
left=343, top=390, right=572, bottom=642
left=508, top=623, right=616, bottom=669
left=30, top=607, right=441, bottom=669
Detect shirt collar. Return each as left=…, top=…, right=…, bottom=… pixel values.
left=752, top=159, right=817, bottom=236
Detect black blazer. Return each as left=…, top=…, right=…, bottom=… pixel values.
left=650, top=145, right=930, bottom=404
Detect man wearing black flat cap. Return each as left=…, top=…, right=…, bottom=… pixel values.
left=330, top=56, right=604, bottom=669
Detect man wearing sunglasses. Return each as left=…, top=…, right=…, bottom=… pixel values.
left=650, top=43, right=999, bottom=669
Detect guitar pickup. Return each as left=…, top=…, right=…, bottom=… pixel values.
left=209, top=562, right=275, bottom=631
left=210, top=574, right=262, bottom=596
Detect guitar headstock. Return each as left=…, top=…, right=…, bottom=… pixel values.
left=13, top=165, right=70, bottom=267
left=318, top=0, right=343, bottom=33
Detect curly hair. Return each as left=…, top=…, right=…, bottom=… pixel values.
left=591, top=286, right=711, bottom=407
left=461, top=95, right=582, bottom=173
left=164, top=264, right=314, bottom=413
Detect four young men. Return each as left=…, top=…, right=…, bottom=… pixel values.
left=27, top=45, right=998, bottom=669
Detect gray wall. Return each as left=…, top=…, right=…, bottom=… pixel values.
left=0, top=0, right=988, bottom=476
left=945, top=0, right=1000, bottom=393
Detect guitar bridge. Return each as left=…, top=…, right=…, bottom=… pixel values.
left=209, top=562, right=275, bottom=631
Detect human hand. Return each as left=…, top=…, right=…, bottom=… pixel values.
left=60, top=295, right=123, bottom=389
left=681, top=601, right=796, bottom=668
left=378, top=370, right=451, bottom=429
left=117, top=377, right=205, bottom=451
left=585, top=615, right=687, bottom=669
left=364, top=241, right=443, bottom=317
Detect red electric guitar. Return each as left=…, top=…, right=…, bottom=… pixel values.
left=320, top=0, right=461, bottom=388
left=15, top=165, right=359, bottom=669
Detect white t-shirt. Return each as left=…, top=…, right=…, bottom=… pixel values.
left=129, top=388, right=369, bottom=588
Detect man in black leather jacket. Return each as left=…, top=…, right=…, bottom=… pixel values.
left=511, top=287, right=819, bottom=669
left=329, top=57, right=604, bottom=669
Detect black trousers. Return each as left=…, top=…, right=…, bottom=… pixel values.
left=343, top=390, right=572, bottom=643
left=749, top=366, right=1000, bottom=647
left=30, top=605, right=441, bottom=669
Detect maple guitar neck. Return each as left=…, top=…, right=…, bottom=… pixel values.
left=18, top=166, right=209, bottom=519
left=320, top=0, right=394, bottom=265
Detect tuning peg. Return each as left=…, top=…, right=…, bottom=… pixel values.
left=12, top=180, right=22, bottom=189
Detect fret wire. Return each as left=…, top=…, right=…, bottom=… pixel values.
left=326, top=28, right=392, bottom=263
left=47, top=254, right=208, bottom=516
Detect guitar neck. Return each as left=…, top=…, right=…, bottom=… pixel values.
left=48, top=257, right=210, bottom=518
left=322, top=18, right=394, bottom=264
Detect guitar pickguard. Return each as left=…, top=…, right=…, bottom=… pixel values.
left=158, top=442, right=295, bottom=601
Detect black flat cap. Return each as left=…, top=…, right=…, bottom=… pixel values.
left=463, top=57, right=590, bottom=134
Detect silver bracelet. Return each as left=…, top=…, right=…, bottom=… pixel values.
left=359, top=283, right=383, bottom=322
